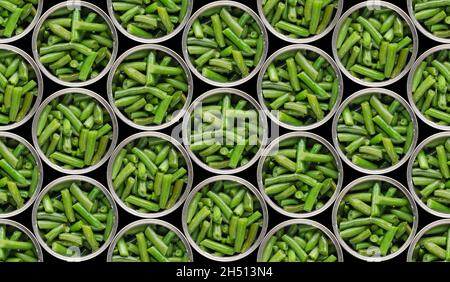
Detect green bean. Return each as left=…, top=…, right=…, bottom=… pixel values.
left=412, top=0, right=450, bottom=39
left=410, top=222, right=450, bottom=262
left=0, top=221, right=40, bottom=262
left=0, top=0, right=38, bottom=39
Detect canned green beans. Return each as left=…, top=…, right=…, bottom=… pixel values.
left=107, top=132, right=193, bottom=218
left=407, top=132, right=450, bottom=217
left=332, top=176, right=418, bottom=261
left=408, top=219, right=450, bottom=262
left=182, top=1, right=268, bottom=86
left=0, top=219, right=43, bottom=262
left=183, top=88, right=267, bottom=174
left=257, top=0, right=342, bottom=42
left=407, top=45, right=450, bottom=129
left=32, top=88, right=118, bottom=174
left=108, top=0, right=192, bottom=43
left=0, top=133, right=42, bottom=218
left=108, top=44, right=193, bottom=130
left=408, top=0, right=450, bottom=42
left=332, top=89, right=418, bottom=174
left=257, top=44, right=342, bottom=130
left=0, top=0, right=42, bottom=42
left=257, top=132, right=343, bottom=218
left=107, top=219, right=193, bottom=262
left=182, top=176, right=268, bottom=261
left=332, top=2, right=417, bottom=86
left=32, top=176, right=118, bottom=261
left=257, top=219, right=343, bottom=262
left=32, top=1, right=117, bottom=86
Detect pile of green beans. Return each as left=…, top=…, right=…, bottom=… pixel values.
left=336, top=7, right=413, bottom=82
left=36, top=6, right=114, bottom=83
left=111, top=136, right=189, bottom=214
left=336, top=93, right=415, bottom=171
left=188, top=93, right=262, bottom=171
left=186, top=5, right=264, bottom=83
left=0, top=136, right=40, bottom=215
left=336, top=179, right=415, bottom=258
left=35, top=93, right=114, bottom=170
left=111, top=223, right=190, bottom=262
left=260, top=224, right=338, bottom=262
left=0, top=50, right=38, bottom=125
left=261, top=48, right=339, bottom=127
left=186, top=180, right=264, bottom=257
left=111, top=0, right=189, bottom=40
left=0, top=223, right=39, bottom=262
left=410, top=223, right=450, bottom=262
left=410, top=49, right=450, bottom=126
left=410, top=136, right=450, bottom=214
left=261, top=0, right=339, bottom=39
left=35, top=180, right=115, bottom=258
left=260, top=136, right=340, bottom=214
left=412, top=0, right=450, bottom=38
left=0, top=0, right=38, bottom=39
left=111, top=49, right=189, bottom=127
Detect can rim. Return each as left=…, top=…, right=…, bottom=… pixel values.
left=181, top=175, right=269, bottom=262
left=31, top=175, right=119, bottom=262
left=0, top=0, right=43, bottom=43
left=106, top=44, right=193, bottom=131
left=106, top=218, right=194, bottom=262
left=256, top=131, right=344, bottom=218
left=106, top=131, right=194, bottom=218
left=406, top=132, right=450, bottom=218
left=0, top=132, right=44, bottom=219
left=182, top=88, right=269, bottom=175
left=0, top=218, right=44, bottom=261
left=256, top=218, right=344, bottom=262
left=181, top=0, right=269, bottom=87
left=331, top=175, right=419, bottom=262
left=331, top=1, right=418, bottom=87
left=256, top=0, right=344, bottom=44
left=406, top=44, right=450, bottom=130
left=31, top=1, right=119, bottom=87
left=256, top=44, right=344, bottom=131
left=31, top=88, right=119, bottom=175
left=406, top=219, right=450, bottom=262
left=106, top=0, right=193, bottom=43
left=331, top=88, right=419, bottom=174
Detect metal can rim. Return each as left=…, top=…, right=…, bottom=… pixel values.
left=256, top=131, right=344, bottom=218
left=181, top=175, right=269, bottom=262
left=0, top=0, right=43, bottom=43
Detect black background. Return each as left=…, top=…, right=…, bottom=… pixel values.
left=3, top=0, right=448, bottom=272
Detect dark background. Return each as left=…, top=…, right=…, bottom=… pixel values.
left=6, top=0, right=443, bottom=265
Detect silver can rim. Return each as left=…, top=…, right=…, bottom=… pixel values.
left=181, top=0, right=269, bottom=87
left=31, top=175, right=119, bottom=262
left=331, top=87, right=419, bottom=174
left=0, top=44, right=44, bottom=131
left=256, top=44, right=344, bottom=131
left=106, top=44, right=194, bottom=131
left=106, top=218, right=194, bottom=262
left=256, top=219, right=344, bottom=262
left=31, top=1, right=119, bottom=87
left=31, top=88, right=119, bottom=175
left=0, top=218, right=44, bottom=262
left=256, top=0, right=344, bottom=44
left=0, top=1, right=43, bottom=43
left=331, top=175, right=419, bottom=262
left=181, top=175, right=269, bottom=262
left=406, top=219, right=450, bottom=262
left=0, top=132, right=44, bottom=219
left=406, top=132, right=450, bottom=218
left=406, top=0, right=450, bottom=44
left=182, top=87, right=269, bottom=175
left=331, top=1, right=419, bottom=87
left=406, top=44, right=450, bottom=131
left=106, top=131, right=194, bottom=218
left=106, top=0, right=193, bottom=44
left=256, top=131, right=344, bottom=218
